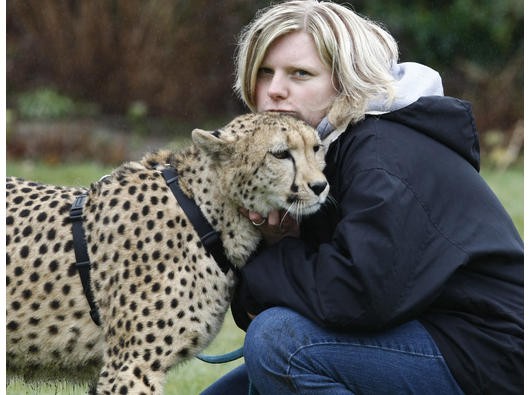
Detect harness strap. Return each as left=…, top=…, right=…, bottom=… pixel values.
left=163, top=167, right=244, bottom=365
left=70, top=194, right=102, bottom=326
left=69, top=167, right=236, bottom=327
left=161, top=167, right=236, bottom=275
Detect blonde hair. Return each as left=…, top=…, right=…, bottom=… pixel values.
left=235, top=0, right=399, bottom=125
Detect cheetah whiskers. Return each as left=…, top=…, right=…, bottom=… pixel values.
left=280, top=200, right=306, bottom=231
left=280, top=193, right=337, bottom=231
left=325, top=194, right=338, bottom=210
left=280, top=201, right=297, bottom=231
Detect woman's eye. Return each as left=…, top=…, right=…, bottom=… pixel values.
left=294, top=69, right=311, bottom=78
left=271, top=150, right=290, bottom=160
left=258, top=67, right=273, bottom=77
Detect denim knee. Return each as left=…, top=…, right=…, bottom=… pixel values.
left=244, top=307, right=298, bottom=377
left=243, top=309, right=465, bottom=395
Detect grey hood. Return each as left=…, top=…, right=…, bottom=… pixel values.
left=318, top=62, right=444, bottom=142
left=365, top=62, right=444, bottom=114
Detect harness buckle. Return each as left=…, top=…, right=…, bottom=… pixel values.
left=70, top=195, right=87, bottom=220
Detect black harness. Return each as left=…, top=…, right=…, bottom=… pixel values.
left=70, top=167, right=236, bottom=327
left=70, top=194, right=102, bottom=326
left=160, top=167, right=236, bottom=274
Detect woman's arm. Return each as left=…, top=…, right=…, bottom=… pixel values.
left=232, top=168, right=465, bottom=330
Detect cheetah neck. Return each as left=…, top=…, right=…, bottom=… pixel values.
left=172, top=148, right=262, bottom=269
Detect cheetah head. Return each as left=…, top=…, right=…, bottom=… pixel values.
left=191, top=112, right=329, bottom=219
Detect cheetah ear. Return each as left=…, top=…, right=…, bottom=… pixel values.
left=191, top=128, right=233, bottom=161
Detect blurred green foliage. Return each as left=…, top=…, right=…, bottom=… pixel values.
left=16, top=87, right=95, bottom=119
left=355, top=0, right=523, bottom=68
left=16, top=87, right=100, bottom=120
left=17, top=88, right=76, bottom=119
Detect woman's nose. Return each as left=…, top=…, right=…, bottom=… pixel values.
left=267, top=74, right=288, bottom=100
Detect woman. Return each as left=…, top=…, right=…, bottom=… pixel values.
left=203, top=1, right=523, bottom=394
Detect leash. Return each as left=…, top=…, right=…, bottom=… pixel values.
left=195, top=346, right=244, bottom=364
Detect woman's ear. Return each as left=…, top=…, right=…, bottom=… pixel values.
left=191, top=129, right=234, bottom=161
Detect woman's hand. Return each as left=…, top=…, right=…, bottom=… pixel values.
left=239, top=208, right=300, bottom=245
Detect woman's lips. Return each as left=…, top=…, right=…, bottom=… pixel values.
left=266, top=109, right=299, bottom=118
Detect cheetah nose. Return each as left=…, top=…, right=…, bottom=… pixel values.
left=308, top=181, right=328, bottom=196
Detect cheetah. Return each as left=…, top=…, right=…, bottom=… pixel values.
left=6, top=112, right=329, bottom=394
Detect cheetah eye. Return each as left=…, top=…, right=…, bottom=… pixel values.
left=270, top=150, right=291, bottom=160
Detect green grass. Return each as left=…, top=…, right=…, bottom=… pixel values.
left=7, top=160, right=114, bottom=187
left=7, top=317, right=245, bottom=394
left=5, top=159, right=523, bottom=394
left=480, top=162, right=524, bottom=237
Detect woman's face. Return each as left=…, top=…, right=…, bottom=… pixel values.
left=254, top=31, right=337, bottom=128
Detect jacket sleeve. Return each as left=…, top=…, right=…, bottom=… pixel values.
left=232, top=167, right=467, bottom=331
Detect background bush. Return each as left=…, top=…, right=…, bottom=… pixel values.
left=7, top=0, right=523, bottom=132
left=356, top=0, right=523, bottom=132
left=7, top=0, right=251, bottom=120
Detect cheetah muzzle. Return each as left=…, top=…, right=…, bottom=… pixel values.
left=6, top=112, right=329, bottom=394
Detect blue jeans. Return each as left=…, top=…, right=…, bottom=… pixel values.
left=202, top=307, right=464, bottom=394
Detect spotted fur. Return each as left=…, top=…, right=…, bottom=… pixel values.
left=6, top=112, right=329, bottom=394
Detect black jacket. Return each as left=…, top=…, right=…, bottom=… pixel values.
left=232, top=96, right=523, bottom=394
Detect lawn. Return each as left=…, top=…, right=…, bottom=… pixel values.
left=7, top=316, right=245, bottom=394
left=480, top=162, right=524, bottom=237
left=5, top=159, right=523, bottom=394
